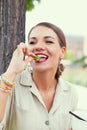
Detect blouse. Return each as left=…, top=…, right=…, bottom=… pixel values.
left=0, top=67, right=78, bottom=130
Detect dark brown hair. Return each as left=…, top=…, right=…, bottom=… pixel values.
left=28, top=22, right=67, bottom=79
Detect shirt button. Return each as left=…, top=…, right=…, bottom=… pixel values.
left=29, top=85, right=32, bottom=88
left=45, top=120, right=49, bottom=125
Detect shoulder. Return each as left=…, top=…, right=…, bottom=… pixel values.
left=59, top=78, right=78, bottom=101
left=59, top=78, right=78, bottom=109
left=59, top=78, right=78, bottom=92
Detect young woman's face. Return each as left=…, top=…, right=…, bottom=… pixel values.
left=28, top=26, right=66, bottom=72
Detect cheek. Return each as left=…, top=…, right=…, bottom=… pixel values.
left=28, top=45, right=33, bottom=51
left=52, top=47, right=61, bottom=57
left=51, top=47, right=61, bottom=64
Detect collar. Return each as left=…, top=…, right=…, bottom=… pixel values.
left=19, top=67, right=46, bottom=108
left=19, top=66, right=34, bottom=88
left=19, top=67, right=71, bottom=113
left=19, top=67, right=70, bottom=92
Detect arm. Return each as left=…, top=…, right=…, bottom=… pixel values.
left=0, top=43, right=34, bottom=122
left=0, top=72, right=16, bottom=122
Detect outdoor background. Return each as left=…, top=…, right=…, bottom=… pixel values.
left=25, top=0, right=87, bottom=109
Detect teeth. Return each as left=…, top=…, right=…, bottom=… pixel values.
left=34, top=54, right=48, bottom=61
left=37, top=55, right=47, bottom=58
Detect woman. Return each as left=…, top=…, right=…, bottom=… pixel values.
left=0, top=22, right=78, bottom=130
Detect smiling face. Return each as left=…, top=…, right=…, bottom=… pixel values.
left=28, top=25, right=66, bottom=73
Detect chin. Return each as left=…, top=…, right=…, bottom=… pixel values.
left=33, top=66, right=52, bottom=73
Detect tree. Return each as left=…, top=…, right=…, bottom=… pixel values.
left=0, top=0, right=40, bottom=74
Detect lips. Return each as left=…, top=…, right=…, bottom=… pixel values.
left=35, top=53, right=48, bottom=62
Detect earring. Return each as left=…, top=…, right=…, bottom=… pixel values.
left=58, top=62, right=62, bottom=73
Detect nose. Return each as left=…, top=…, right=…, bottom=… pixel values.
left=33, top=42, right=45, bottom=52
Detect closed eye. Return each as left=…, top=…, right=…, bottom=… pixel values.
left=29, top=41, right=36, bottom=45
left=46, top=41, right=54, bottom=44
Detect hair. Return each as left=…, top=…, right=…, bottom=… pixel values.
left=28, top=22, right=67, bottom=80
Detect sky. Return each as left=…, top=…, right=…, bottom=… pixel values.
left=25, top=0, right=87, bottom=41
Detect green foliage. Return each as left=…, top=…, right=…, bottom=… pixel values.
left=63, top=55, right=87, bottom=87
left=64, top=50, right=74, bottom=60
left=62, top=68, right=87, bottom=87
left=26, top=0, right=41, bottom=11
left=72, top=55, right=87, bottom=68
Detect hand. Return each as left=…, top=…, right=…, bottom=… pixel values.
left=6, top=42, right=35, bottom=76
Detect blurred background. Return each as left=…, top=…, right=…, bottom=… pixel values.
left=25, top=0, right=87, bottom=88
left=25, top=0, right=87, bottom=109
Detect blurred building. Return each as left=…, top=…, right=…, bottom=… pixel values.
left=83, top=34, right=87, bottom=56
left=66, top=35, right=84, bottom=58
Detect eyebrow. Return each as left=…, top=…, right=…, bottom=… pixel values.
left=29, top=36, right=55, bottom=40
left=44, top=36, right=55, bottom=40
left=29, top=37, right=36, bottom=40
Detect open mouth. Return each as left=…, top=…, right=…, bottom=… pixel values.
left=34, top=54, right=48, bottom=62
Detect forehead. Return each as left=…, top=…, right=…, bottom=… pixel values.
left=29, top=26, right=58, bottom=39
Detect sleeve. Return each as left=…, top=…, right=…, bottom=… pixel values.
left=0, top=92, right=12, bottom=130
left=72, top=85, right=78, bottom=111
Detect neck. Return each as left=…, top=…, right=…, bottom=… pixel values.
left=32, top=70, right=57, bottom=91
left=32, top=70, right=58, bottom=112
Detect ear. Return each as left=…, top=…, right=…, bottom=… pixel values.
left=60, top=47, right=66, bottom=59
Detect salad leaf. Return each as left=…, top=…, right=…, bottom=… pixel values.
left=34, top=55, right=41, bottom=61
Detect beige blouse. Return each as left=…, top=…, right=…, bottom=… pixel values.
left=0, top=67, right=78, bottom=130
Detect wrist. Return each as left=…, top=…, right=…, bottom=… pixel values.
left=3, top=71, right=17, bottom=82
left=0, top=74, right=16, bottom=93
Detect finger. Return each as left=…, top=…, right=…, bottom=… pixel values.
left=28, top=52, right=36, bottom=58
left=24, top=56, right=34, bottom=64
left=23, top=52, right=35, bottom=62
left=17, top=43, right=29, bottom=57
left=17, top=42, right=28, bottom=49
left=17, top=42, right=25, bottom=48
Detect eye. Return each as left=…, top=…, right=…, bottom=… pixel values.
left=29, top=41, right=36, bottom=45
left=46, top=41, right=54, bottom=44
